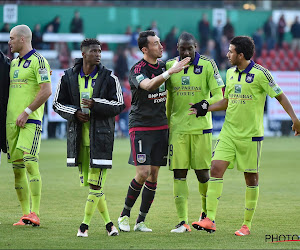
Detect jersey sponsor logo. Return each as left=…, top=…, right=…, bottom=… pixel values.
left=137, top=154, right=146, bottom=163
left=136, top=74, right=145, bottom=83
left=234, top=84, right=242, bottom=93
left=194, top=65, right=203, bottom=74
left=181, top=76, right=190, bottom=85
left=23, top=60, right=31, bottom=68
left=159, top=82, right=165, bottom=92
left=245, top=73, right=255, bottom=83
left=13, top=70, right=19, bottom=78
left=39, top=68, right=49, bottom=81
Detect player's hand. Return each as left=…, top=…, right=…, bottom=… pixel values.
left=292, top=119, right=300, bottom=136
left=188, top=100, right=209, bottom=117
left=16, top=111, right=29, bottom=128
left=75, top=110, right=90, bottom=123
left=168, top=57, right=191, bottom=74
left=81, top=98, right=94, bottom=109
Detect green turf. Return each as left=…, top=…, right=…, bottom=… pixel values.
left=0, top=137, right=299, bottom=249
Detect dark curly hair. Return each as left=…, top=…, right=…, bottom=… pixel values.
left=80, top=38, right=101, bottom=51
left=138, top=30, right=156, bottom=51
left=230, top=36, right=255, bottom=60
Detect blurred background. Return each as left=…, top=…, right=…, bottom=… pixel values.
left=0, top=0, right=299, bottom=139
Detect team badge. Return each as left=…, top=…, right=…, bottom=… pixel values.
left=137, top=154, right=146, bottom=163
left=245, top=73, right=255, bottom=83
left=234, top=84, right=242, bottom=93
left=272, top=85, right=282, bottom=94
left=13, top=70, right=19, bottom=78
left=23, top=60, right=31, bottom=68
left=194, top=65, right=203, bottom=74
left=181, top=76, right=190, bottom=85
left=91, top=79, right=96, bottom=88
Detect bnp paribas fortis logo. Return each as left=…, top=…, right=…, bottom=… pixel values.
left=235, top=84, right=242, bottom=93
left=13, top=70, right=19, bottom=78
left=181, top=76, right=190, bottom=85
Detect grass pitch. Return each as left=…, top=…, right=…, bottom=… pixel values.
left=0, top=137, right=299, bottom=249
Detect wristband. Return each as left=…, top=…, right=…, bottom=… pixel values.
left=24, top=107, right=32, bottom=115
left=162, top=71, right=170, bottom=80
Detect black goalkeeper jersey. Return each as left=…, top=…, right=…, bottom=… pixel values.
left=128, top=58, right=168, bottom=129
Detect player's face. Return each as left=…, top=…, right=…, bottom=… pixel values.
left=83, top=44, right=101, bottom=66
left=8, top=30, right=23, bottom=53
left=178, top=39, right=196, bottom=61
left=227, top=44, right=239, bottom=65
left=145, top=35, right=163, bottom=59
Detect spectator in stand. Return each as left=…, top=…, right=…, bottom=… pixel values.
left=45, top=16, right=60, bottom=33
left=277, top=14, right=286, bottom=48
left=164, top=26, right=178, bottom=60
left=70, top=10, right=84, bottom=50
left=198, top=13, right=210, bottom=54
left=252, top=28, right=263, bottom=57
left=125, top=26, right=132, bottom=35
left=291, top=16, right=300, bottom=51
left=219, top=35, right=230, bottom=70
left=1, top=23, right=10, bottom=32
left=114, top=45, right=128, bottom=82
left=43, top=24, right=54, bottom=50
left=32, top=24, right=43, bottom=50
left=204, top=39, right=217, bottom=61
left=264, top=16, right=276, bottom=51
left=130, top=26, right=141, bottom=49
left=223, top=17, right=235, bottom=41
left=147, top=20, right=160, bottom=36
left=212, top=19, right=223, bottom=66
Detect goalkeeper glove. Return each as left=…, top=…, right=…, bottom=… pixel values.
left=191, top=100, right=209, bottom=117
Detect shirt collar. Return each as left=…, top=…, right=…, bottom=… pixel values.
left=235, top=60, right=255, bottom=74
left=21, top=49, right=36, bottom=60
left=191, top=52, right=200, bottom=66
left=80, top=66, right=98, bottom=78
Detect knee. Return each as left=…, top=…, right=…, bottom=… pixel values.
left=13, top=165, right=26, bottom=179
left=174, top=169, right=188, bottom=179
left=136, top=170, right=150, bottom=183
left=210, top=163, right=223, bottom=178
left=196, top=171, right=209, bottom=183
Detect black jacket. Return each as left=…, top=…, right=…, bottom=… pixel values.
left=0, top=51, right=10, bottom=153
left=53, top=58, right=125, bottom=168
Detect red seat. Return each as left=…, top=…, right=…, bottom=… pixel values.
left=270, top=64, right=278, bottom=71
left=256, top=57, right=263, bottom=66
left=265, top=57, right=272, bottom=68
left=292, top=58, right=299, bottom=70
left=282, top=42, right=289, bottom=50
left=269, top=49, right=276, bottom=59
left=274, top=57, right=281, bottom=67
left=297, top=50, right=300, bottom=59
left=261, top=49, right=268, bottom=59
left=284, top=58, right=290, bottom=68
left=279, top=64, right=287, bottom=71
left=278, top=49, right=285, bottom=60
left=287, top=49, right=294, bottom=60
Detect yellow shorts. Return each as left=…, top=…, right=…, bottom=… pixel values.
left=212, top=135, right=263, bottom=173
left=78, top=144, right=107, bottom=187
left=6, top=122, right=42, bottom=163
left=169, top=132, right=212, bottom=171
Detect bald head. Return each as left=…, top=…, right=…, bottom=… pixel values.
left=11, top=25, right=32, bottom=42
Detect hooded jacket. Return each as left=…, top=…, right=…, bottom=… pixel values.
left=53, top=58, right=125, bottom=168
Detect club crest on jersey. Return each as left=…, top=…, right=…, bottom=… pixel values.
left=23, top=60, right=31, bottom=68
left=235, top=84, right=242, bottom=93
left=194, top=65, right=203, bottom=74
left=91, top=79, right=96, bottom=88
left=245, top=73, right=255, bottom=83
left=181, top=76, right=190, bottom=85
left=137, top=154, right=146, bottom=163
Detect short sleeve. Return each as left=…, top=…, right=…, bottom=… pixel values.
left=34, top=57, right=51, bottom=84
left=259, top=69, right=282, bottom=98
left=129, top=66, right=148, bottom=89
left=207, top=59, right=225, bottom=91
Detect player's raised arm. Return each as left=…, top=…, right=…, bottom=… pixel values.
left=139, top=57, right=190, bottom=91
left=276, top=92, right=300, bottom=136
